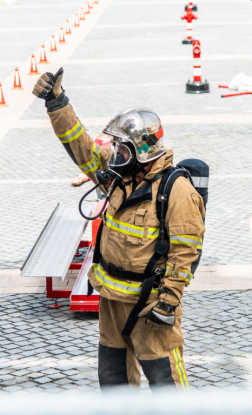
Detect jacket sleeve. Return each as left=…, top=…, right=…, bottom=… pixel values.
left=47, top=102, right=110, bottom=193
left=159, top=177, right=205, bottom=305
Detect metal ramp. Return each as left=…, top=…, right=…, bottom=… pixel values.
left=21, top=203, right=91, bottom=280
left=20, top=203, right=98, bottom=309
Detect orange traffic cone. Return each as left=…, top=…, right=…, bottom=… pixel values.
left=74, top=13, right=80, bottom=27
left=89, top=0, right=93, bottom=8
left=39, top=45, right=49, bottom=63
left=0, top=83, right=8, bottom=106
left=59, top=27, right=66, bottom=43
left=80, top=7, right=85, bottom=20
left=94, top=0, right=99, bottom=3
left=65, top=19, right=72, bottom=34
left=50, top=35, right=58, bottom=52
left=12, top=67, right=24, bottom=89
left=28, top=54, right=40, bottom=75
left=85, top=2, right=90, bottom=13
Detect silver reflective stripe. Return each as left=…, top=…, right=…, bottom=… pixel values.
left=179, top=270, right=192, bottom=282
left=152, top=311, right=175, bottom=326
left=171, top=235, right=202, bottom=248
left=59, top=123, right=83, bottom=143
left=192, top=176, right=209, bottom=188
left=95, top=265, right=141, bottom=294
left=106, top=213, right=144, bottom=238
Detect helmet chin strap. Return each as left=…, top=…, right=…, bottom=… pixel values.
left=132, top=161, right=148, bottom=175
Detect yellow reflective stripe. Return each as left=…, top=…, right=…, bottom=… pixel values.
left=61, top=126, right=84, bottom=144
left=78, top=142, right=101, bottom=174
left=169, top=234, right=202, bottom=250
left=179, top=268, right=193, bottom=285
left=165, top=265, right=170, bottom=276
left=57, top=122, right=84, bottom=143
left=94, top=264, right=158, bottom=295
left=106, top=214, right=160, bottom=240
left=173, top=347, right=189, bottom=391
left=96, top=265, right=141, bottom=288
left=106, top=212, right=145, bottom=238
left=147, top=227, right=159, bottom=239
left=57, top=122, right=80, bottom=138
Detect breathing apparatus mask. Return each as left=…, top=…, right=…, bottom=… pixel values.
left=79, top=140, right=140, bottom=220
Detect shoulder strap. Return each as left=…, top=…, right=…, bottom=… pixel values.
left=156, top=167, right=175, bottom=221
left=145, top=168, right=189, bottom=275
left=93, top=220, right=103, bottom=264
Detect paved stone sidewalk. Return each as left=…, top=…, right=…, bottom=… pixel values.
left=1, top=0, right=252, bottom=397
left=1, top=0, right=252, bottom=270
left=1, top=290, right=252, bottom=395
left=1, top=123, right=252, bottom=269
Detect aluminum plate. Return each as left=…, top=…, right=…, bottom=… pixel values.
left=71, top=245, right=99, bottom=296
left=21, top=204, right=91, bottom=280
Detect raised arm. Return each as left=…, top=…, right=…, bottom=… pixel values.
left=32, top=68, right=110, bottom=192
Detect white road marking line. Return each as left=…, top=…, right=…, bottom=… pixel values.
left=4, top=114, right=252, bottom=129
left=2, top=54, right=252, bottom=68
left=204, top=107, right=231, bottom=110
left=65, top=54, right=252, bottom=65
left=113, top=0, right=247, bottom=3
left=64, top=81, right=224, bottom=87
left=0, top=174, right=252, bottom=184
left=0, top=0, right=113, bottom=143
left=0, top=27, right=57, bottom=33
left=96, top=21, right=252, bottom=28
left=0, top=178, right=95, bottom=184
left=1, top=175, right=251, bottom=184
left=1, top=3, right=84, bottom=9
left=0, top=179, right=71, bottom=184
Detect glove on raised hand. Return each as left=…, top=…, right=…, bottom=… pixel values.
left=32, top=67, right=64, bottom=100
left=32, top=67, right=69, bottom=111
left=139, top=299, right=178, bottom=330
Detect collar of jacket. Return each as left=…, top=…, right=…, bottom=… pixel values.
left=116, top=150, right=174, bottom=213
left=122, top=149, right=174, bottom=189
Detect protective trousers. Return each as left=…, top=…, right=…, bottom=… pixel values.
left=98, top=296, right=189, bottom=391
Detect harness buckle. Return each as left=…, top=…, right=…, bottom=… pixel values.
left=157, top=194, right=167, bottom=202
left=107, top=263, right=123, bottom=279
left=107, top=263, right=113, bottom=276
left=117, top=267, right=124, bottom=279
left=153, top=268, right=165, bottom=287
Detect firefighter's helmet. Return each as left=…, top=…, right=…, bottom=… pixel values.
left=103, top=106, right=165, bottom=163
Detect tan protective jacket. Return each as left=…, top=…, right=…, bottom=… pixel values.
left=48, top=103, right=205, bottom=308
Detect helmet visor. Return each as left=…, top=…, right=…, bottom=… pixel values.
left=108, top=142, right=133, bottom=168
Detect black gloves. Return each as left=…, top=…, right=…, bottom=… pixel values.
left=32, top=67, right=69, bottom=112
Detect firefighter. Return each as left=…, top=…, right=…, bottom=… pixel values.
left=33, top=68, right=205, bottom=390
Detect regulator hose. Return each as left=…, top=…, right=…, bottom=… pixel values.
left=78, top=178, right=117, bottom=221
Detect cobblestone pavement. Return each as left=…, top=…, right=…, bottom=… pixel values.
left=1, top=0, right=252, bottom=268
left=1, top=0, right=252, bottom=396
left=1, top=290, right=252, bottom=395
